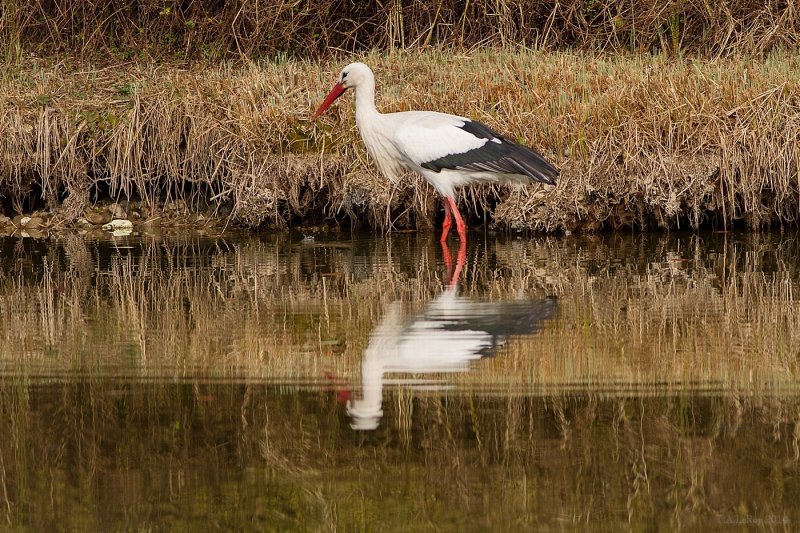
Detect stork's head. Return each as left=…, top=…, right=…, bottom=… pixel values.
left=312, top=62, right=374, bottom=119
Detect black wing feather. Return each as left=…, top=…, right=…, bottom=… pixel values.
left=420, top=120, right=558, bottom=185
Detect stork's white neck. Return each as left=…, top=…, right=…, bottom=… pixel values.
left=354, top=76, right=379, bottom=125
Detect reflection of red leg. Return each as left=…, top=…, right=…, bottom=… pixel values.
left=441, top=239, right=453, bottom=280
left=446, top=196, right=467, bottom=241
left=451, top=238, right=466, bottom=286
left=440, top=238, right=466, bottom=287
left=440, top=198, right=452, bottom=242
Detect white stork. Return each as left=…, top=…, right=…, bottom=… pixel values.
left=312, top=62, right=558, bottom=242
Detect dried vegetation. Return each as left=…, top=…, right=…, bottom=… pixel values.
left=3, top=0, right=799, bottom=59
left=1, top=1, right=800, bottom=232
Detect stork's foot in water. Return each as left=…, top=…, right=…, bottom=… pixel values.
left=440, top=196, right=467, bottom=242
left=440, top=238, right=467, bottom=287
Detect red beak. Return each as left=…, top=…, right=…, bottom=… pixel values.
left=312, top=82, right=346, bottom=119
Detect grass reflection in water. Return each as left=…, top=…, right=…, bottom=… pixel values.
left=0, top=231, right=798, bottom=530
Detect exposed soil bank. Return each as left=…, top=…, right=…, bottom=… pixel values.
left=2, top=49, right=800, bottom=234
left=0, top=198, right=232, bottom=239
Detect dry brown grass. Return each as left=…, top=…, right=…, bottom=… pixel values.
left=2, top=49, right=800, bottom=232
left=2, top=0, right=798, bottom=61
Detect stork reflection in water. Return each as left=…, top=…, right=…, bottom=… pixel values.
left=347, top=241, right=556, bottom=430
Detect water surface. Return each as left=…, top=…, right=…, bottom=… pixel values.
left=0, top=231, right=798, bottom=530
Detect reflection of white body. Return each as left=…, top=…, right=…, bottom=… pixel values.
left=347, top=287, right=556, bottom=430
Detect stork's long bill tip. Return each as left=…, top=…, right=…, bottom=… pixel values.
left=312, top=82, right=346, bottom=120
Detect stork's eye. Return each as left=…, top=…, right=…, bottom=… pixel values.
left=342, top=71, right=348, bottom=79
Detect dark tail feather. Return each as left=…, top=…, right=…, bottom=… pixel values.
left=506, top=140, right=559, bottom=185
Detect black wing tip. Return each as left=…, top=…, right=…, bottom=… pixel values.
left=538, top=172, right=557, bottom=186
left=423, top=118, right=559, bottom=185
left=539, top=163, right=559, bottom=186
left=507, top=142, right=559, bottom=186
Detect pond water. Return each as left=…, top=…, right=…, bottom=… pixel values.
left=0, top=230, right=799, bottom=530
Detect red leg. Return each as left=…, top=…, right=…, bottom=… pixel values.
left=446, top=196, right=467, bottom=241
left=440, top=198, right=452, bottom=242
